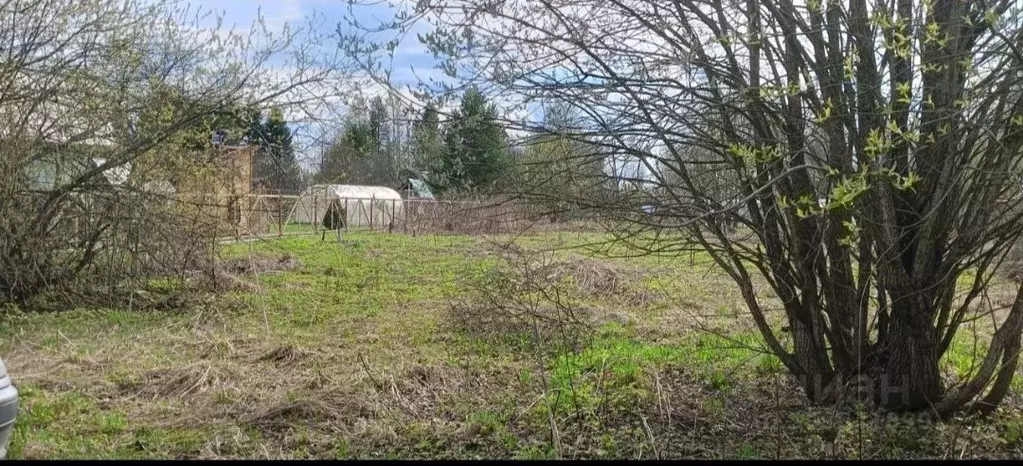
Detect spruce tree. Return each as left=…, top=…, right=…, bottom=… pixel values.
left=254, top=107, right=302, bottom=194
left=433, top=87, right=510, bottom=194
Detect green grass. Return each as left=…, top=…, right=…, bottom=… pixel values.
left=1, top=231, right=1022, bottom=459
left=9, top=386, right=207, bottom=459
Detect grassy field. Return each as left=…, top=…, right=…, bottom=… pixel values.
left=2, top=230, right=1023, bottom=459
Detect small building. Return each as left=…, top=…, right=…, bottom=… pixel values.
left=26, top=148, right=127, bottom=193
left=177, top=144, right=256, bottom=236
left=291, top=184, right=404, bottom=230
left=21, top=136, right=257, bottom=236
left=22, top=147, right=185, bottom=241
left=397, top=178, right=435, bottom=200
left=396, top=169, right=435, bottom=200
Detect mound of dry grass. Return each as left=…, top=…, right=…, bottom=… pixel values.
left=561, top=255, right=666, bottom=309
left=134, top=362, right=239, bottom=399
left=561, top=255, right=630, bottom=298
left=241, top=398, right=341, bottom=432
left=449, top=245, right=667, bottom=347
left=255, top=344, right=317, bottom=366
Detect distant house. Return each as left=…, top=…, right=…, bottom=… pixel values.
left=398, top=178, right=435, bottom=200
left=20, top=147, right=138, bottom=239
left=25, top=147, right=127, bottom=193
left=396, top=169, right=436, bottom=200
left=25, top=138, right=258, bottom=232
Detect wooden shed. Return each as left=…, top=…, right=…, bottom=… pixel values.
left=178, top=144, right=258, bottom=236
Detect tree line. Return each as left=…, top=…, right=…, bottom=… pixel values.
left=316, top=87, right=519, bottom=196
left=198, top=86, right=619, bottom=202
left=312, top=86, right=621, bottom=204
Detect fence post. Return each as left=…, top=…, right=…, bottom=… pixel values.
left=277, top=195, right=284, bottom=237
left=344, top=198, right=350, bottom=232
left=370, top=196, right=375, bottom=230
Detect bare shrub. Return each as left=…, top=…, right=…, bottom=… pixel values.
left=351, top=0, right=1023, bottom=416
left=449, top=242, right=594, bottom=349
left=403, top=197, right=524, bottom=235
left=402, top=195, right=600, bottom=236
left=0, top=0, right=351, bottom=310
left=0, top=181, right=223, bottom=310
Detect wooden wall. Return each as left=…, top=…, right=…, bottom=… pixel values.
left=178, top=145, right=256, bottom=236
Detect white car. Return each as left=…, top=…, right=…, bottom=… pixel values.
left=0, top=358, right=17, bottom=459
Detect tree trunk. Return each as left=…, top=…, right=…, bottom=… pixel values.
left=883, top=302, right=942, bottom=410
left=792, top=320, right=836, bottom=402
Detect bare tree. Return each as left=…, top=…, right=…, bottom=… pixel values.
left=1, top=0, right=352, bottom=304
left=343, top=0, right=1023, bottom=415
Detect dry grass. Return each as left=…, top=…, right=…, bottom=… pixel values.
left=2, top=231, right=1023, bottom=459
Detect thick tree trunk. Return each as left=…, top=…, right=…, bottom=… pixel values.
left=883, top=303, right=942, bottom=410
left=792, top=319, right=836, bottom=402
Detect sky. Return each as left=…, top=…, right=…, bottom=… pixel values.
left=194, top=0, right=439, bottom=88
left=188, top=0, right=442, bottom=168
left=186, top=1, right=649, bottom=181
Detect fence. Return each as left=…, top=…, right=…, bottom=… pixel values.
left=402, top=198, right=534, bottom=235
left=237, top=194, right=301, bottom=236
left=220, top=195, right=539, bottom=239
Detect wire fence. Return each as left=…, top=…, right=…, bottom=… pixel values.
left=225, top=194, right=541, bottom=239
